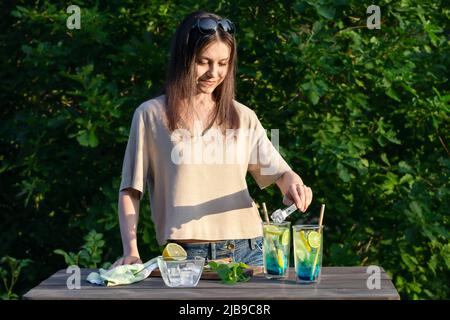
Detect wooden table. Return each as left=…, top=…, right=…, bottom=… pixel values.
left=23, top=266, right=399, bottom=300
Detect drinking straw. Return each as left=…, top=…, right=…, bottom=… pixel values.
left=310, top=204, right=325, bottom=281
left=262, top=202, right=270, bottom=223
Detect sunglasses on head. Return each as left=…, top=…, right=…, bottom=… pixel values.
left=191, top=17, right=235, bottom=35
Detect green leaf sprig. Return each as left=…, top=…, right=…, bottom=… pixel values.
left=207, top=261, right=252, bottom=285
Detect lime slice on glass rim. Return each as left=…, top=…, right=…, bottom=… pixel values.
left=307, top=231, right=321, bottom=249
left=263, top=225, right=283, bottom=236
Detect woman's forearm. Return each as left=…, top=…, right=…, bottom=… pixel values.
left=276, top=170, right=304, bottom=195
left=118, top=189, right=141, bottom=257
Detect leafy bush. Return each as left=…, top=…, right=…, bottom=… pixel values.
left=0, top=0, right=448, bottom=299
left=0, top=256, right=32, bottom=300
left=54, top=230, right=110, bottom=269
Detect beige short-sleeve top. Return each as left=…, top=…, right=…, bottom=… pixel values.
left=119, top=95, right=292, bottom=245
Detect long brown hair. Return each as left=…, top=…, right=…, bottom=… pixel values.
left=164, top=11, right=240, bottom=133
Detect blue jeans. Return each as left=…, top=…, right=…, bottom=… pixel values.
left=171, top=237, right=263, bottom=266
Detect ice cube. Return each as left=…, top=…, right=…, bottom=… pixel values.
left=191, top=265, right=202, bottom=276
left=167, top=265, right=181, bottom=286
left=180, top=267, right=195, bottom=286
left=185, top=262, right=195, bottom=270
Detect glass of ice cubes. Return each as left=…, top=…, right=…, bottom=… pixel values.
left=157, top=256, right=205, bottom=287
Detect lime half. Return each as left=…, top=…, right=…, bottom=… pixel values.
left=281, top=229, right=290, bottom=246
left=307, top=231, right=321, bottom=249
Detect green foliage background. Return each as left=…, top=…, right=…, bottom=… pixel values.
left=0, top=0, right=448, bottom=299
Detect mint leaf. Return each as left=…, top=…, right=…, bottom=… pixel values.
left=207, top=261, right=252, bottom=285
left=207, top=261, right=219, bottom=269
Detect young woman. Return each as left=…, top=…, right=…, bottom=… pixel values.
left=111, top=11, right=312, bottom=268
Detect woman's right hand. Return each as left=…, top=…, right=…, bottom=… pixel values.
left=110, top=255, right=142, bottom=269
